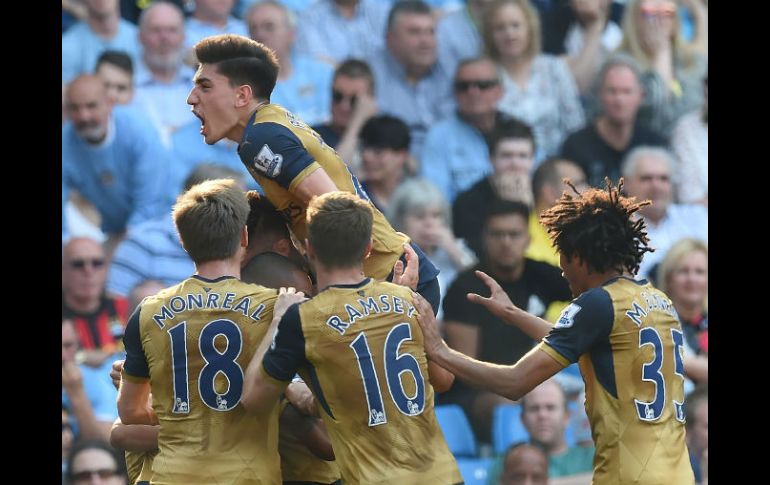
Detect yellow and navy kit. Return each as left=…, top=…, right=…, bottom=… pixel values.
left=261, top=278, right=462, bottom=485
left=539, top=276, right=695, bottom=485
left=237, top=104, right=438, bottom=285
left=122, top=275, right=282, bottom=484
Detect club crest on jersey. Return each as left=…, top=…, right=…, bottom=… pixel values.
left=555, top=303, right=582, bottom=329
left=252, top=144, right=283, bottom=177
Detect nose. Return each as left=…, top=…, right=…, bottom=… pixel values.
left=187, top=89, right=196, bottom=105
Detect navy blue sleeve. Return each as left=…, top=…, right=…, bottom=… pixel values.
left=122, top=306, right=150, bottom=378
left=238, top=122, right=316, bottom=189
left=542, top=287, right=614, bottom=364
left=262, top=303, right=307, bottom=382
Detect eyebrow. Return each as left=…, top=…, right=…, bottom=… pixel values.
left=193, top=76, right=211, bottom=86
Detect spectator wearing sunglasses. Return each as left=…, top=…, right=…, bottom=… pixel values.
left=421, top=57, right=510, bottom=203
left=312, top=59, right=379, bottom=170
left=66, top=440, right=128, bottom=485
left=63, top=237, right=130, bottom=369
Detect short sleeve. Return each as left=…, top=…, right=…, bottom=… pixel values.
left=238, top=122, right=317, bottom=189
left=262, top=303, right=308, bottom=382
left=540, top=287, right=614, bottom=365
left=122, top=306, right=150, bottom=380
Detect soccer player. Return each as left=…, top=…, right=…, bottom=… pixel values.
left=186, top=34, right=441, bottom=314
left=117, top=178, right=304, bottom=484
left=241, top=191, right=462, bottom=484
left=413, top=178, right=695, bottom=485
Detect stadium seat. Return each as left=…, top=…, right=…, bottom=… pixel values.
left=456, top=457, right=493, bottom=485
left=492, top=403, right=529, bottom=454
left=435, top=404, right=478, bottom=457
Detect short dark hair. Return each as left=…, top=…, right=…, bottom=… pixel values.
left=540, top=178, right=653, bottom=275
left=245, top=190, right=289, bottom=243
left=360, top=114, right=411, bottom=150
left=66, top=440, right=127, bottom=482
left=334, top=59, right=375, bottom=92
left=307, top=192, right=373, bottom=269
left=484, top=199, right=530, bottom=229
left=194, top=34, right=280, bottom=100
left=183, top=163, right=243, bottom=191
left=241, top=252, right=310, bottom=293
left=387, top=0, right=432, bottom=31
left=487, top=118, right=536, bottom=156
left=532, top=158, right=582, bottom=199
left=95, top=50, right=134, bottom=75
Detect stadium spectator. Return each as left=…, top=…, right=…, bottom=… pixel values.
left=95, top=50, right=134, bottom=105
left=65, top=440, right=129, bottom=485
left=671, top=73, right=707, bottom=205
left=684, top=385, right=708, bottom=484
left=499, top=442, right=549, bottom=485
left=421, top=57, right=507, bottom=203
left=436, top=0, right=494, bottom=76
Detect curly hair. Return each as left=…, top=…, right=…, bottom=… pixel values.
left=540, top=178, right=653, bottom=275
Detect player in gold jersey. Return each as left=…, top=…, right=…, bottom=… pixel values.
left=117, top=179, right=305, bottom=484
left=414, top=179, right=695, bottom=485
left=241, top=192, right=462, bottom=484
left=186, top=34, right=442, bottom=315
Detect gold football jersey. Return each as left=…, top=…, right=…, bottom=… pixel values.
left=540, top=277, right=694, bottom=485
left=262, top=279, right=462, bottom=484
left=122, top=276, right=281, bottom=484
left=238, top=104, right=409, bottom=279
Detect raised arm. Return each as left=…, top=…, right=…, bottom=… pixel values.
left=467, top=270, right=555, bottom=339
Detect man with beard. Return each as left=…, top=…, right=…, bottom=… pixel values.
left=62, top=75, right=171, bottom=250
left=131, top=1, right=198, bottom=147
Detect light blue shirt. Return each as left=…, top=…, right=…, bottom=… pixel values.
left=130, top=61, right=197, bottom=148
left=638, top=204, right=709, bottom=278
left=184, top=16, right=248, bottom=52
left=62, top=363, right=119, bottom=437
left=107, top=215, right=195, bottom=297
left=236, top=0, right=315, bottom=17
left=62, top=19, right=141, bottom=84
left=169, top=119, right=260, bottom=192
left=271, top=54, right=334, bottom=126
left=420, top=112, right=493, bottom=203
left=371, top=49, right=455, bottom=159
left=295, top=0, right=391, bottom=64
left=62, top=106, right=172, bottom=236
left=436, top=6, right=482, bottom=78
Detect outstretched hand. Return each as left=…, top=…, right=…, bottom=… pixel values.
left=393, top=243, right=419, bottom=290
left=467, top=270, right=518, bottom=321
left=412, top=291, right=445, bottom=359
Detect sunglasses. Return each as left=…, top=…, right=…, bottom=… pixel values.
left=69, top=258, right=106, bottom=270
left=454, top=79, right=499, bottom=92
left=332, top=90, right=358, bottom=105
left=71, top=469, right=118, bottom=482
left=62, top=422, right=73, bottom=433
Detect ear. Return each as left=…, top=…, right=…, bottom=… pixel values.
left=241, top=226, right=249, bottom=248
left=235, top=84, right=254, bottom=108
left=304, top=238, right=315, bottom=262
left=364, top=239, right=374, bottom=260
left=271, top=238, right=291, bottom=258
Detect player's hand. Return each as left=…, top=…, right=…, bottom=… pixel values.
left=393, top=243, right=419, bottom=290
left=467, top=270, right=519, bottom=322
left=110, top=359, right=125, bottom=391
left=285, top=380, right=319, bottom=418
left=274, top=287, right=307, bottom=322
left=412, top=291, right=446, bottom=359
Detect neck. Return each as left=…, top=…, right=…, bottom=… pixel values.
left=596, top=116, right=633, bottom=150
left=335, top=1, right=358, bottom=19
left=195, top=258, right=242, bottom=281
left=404, top=64, right=431, bottom=85
left=229, top=101, right=268, bottom=142
left=502, top=56, right=531, bottom=81
left=675, top=301, right=702, bottom=321
left=459, top=110, right=497, bottom=133
left=315, top=265, right=367, bottom=292
left=64, top=293, right=101, bottom=314
left=146, top=62, right=178, bottom=83
left=641, top=207, right=665, bottom=225
left=488, top=260, right=525, bottom=282
left=368, top=173, right=402, bottom=204
left=539, top=438, right=568, bottom=457
left=88, top=11, right=119, bottom=38
left=587, top=270, right=625, bottom=290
